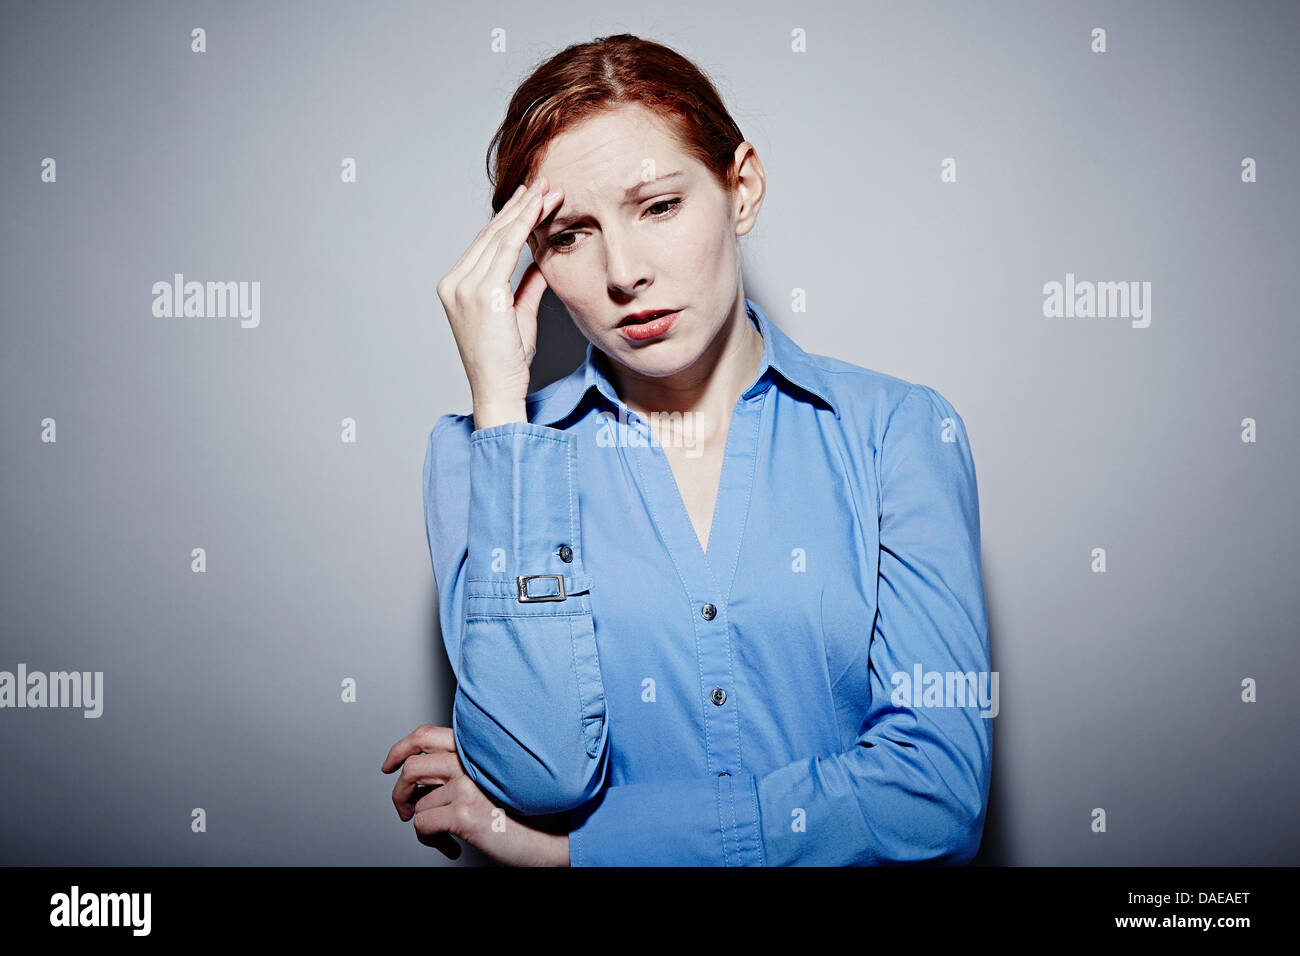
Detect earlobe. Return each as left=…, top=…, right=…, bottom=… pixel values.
left=733, top=186, right=761, bottom=238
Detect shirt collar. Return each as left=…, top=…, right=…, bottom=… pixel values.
left=527, top=297, right=840, bottom=426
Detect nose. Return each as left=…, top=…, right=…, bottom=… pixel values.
left=603, top=225, right=653, bottom=297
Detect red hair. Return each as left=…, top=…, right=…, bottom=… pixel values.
left=485, top=34, right=747, bottom=215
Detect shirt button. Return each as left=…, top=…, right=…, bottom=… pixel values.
left=710, top=687, right=727, bottom=706
left=557, top=545, right=573, bottom=563
left=701, top=603, right=717, bottom=620
left=717, top=771, right=730, bottom=777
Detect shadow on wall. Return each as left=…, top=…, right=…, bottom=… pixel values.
left=971, top=556, right=1004, bottom=865
left=530, top=288, right=593, bottom=396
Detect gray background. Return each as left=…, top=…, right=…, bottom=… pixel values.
left=1, top=0, right=1296, bottom=865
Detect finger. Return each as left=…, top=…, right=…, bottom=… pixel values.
left=524, top=185, right=564, bottom=260
left=530, top=184, right=564, bottom=237
left=413, top=806, right=464, bottom=859
left=467, top=183, right=561, bottom=298
left=451, top=177, right=550, bottom=285
left=503, top=181, right=564, bottom=273
left=413, top=780, right=454, bottom=814
left=393, top=750, right=461, bottom=819
left=392, top=750, right=463, bottom=820
left=463, top=175, right=555, bottom=287
left=380, top=724, right=455, bottom=774
left=380, top=724, right=451, bottom=774
left=512, top=260, right=550, bottom=326
left=444, top=182, right=532, bottom=280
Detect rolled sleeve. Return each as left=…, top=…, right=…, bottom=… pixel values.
left=423, top=416, right=609, bottom=816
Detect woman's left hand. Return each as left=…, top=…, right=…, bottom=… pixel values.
left=382, top=724, right=570, bottom=866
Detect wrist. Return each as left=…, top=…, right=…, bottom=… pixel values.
left=472, top=401, right=528, bottom=431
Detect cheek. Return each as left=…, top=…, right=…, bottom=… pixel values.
left=535, top=263, right=599, bottom=326
left=675, top=223, right=731, bottom=282
left=538, top=258, right=586, bottom=302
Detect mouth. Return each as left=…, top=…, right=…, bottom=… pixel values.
left=618, top=308, right=680, bottom=328
left=618, top=309, right=681, bottom=342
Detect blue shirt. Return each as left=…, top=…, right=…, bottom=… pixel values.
left=422, top=297, right=992, bottom=866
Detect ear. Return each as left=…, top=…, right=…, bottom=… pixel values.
left=731, top=142, right=766, bottom=239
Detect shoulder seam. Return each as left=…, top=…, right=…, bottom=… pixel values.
left=874, top=384, right=923, bottom=518
left=883, top=383, right=924, bottom=438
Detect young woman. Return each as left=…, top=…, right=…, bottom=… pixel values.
left=383, top=34, right=992, bottom=866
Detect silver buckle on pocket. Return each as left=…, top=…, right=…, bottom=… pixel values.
left=517, top=574, right=566, bottom=603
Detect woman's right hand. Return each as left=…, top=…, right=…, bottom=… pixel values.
left=435, top=176, right=564, bottom=429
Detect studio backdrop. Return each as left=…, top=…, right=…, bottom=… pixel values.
left=1, top=0, right=1296, bottom=865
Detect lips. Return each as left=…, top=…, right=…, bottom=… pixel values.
left=619, top=309, right=679, bottom=327
left=619, top=309, right=679, bottom=342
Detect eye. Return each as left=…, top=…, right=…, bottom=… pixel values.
left=547, top=232, right=578, bottom=252
left=545, top=197, right=686, bottom=254
left=647, top=197, right=684, bottom=218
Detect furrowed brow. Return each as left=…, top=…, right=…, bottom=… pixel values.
left=622, top=169, right=685, bottom=200
left=543, top=170, right=686, bottom=230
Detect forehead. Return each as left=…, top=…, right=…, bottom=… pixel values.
left=533, top=104, right=689, bottom=186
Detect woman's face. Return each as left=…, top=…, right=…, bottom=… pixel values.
left=526, top=103, right=763, bottom=381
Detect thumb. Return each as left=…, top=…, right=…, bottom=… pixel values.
left=513, top=261, right=549, bottom=324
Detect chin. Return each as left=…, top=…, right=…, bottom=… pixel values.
left=622, top=345, right=702, bottom=378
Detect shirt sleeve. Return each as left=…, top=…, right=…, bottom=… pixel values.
left=566, top=384, right=992, bottom=865
left=423, top=415, right=610, bottom=816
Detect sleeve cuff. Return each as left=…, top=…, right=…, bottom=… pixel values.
left=569, top=775, right=764, bottom=866
left=467, top=421, right=590, bottom=614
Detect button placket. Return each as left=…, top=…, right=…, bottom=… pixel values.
left=627, top=405, right=751, bottom=785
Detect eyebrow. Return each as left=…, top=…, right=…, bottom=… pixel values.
left=542, top=170, right=686, bottom=230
